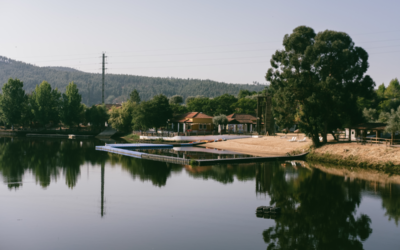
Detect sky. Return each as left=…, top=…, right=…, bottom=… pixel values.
left=0, top=0, right=399, bottom=87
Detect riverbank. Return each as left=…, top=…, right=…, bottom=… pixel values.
left=308, top=161, right=400, bottom=184
left=199, top=135, right=400, bottom=169
left=307, top=142, right=400, bottom=169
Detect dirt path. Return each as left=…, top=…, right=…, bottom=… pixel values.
left=200, top=135, right=312, bottom=156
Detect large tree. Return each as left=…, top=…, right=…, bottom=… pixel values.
left=31, top=81, right=61, bottom=127
left=186, top=96, right=213, bottom=115
left=0, top=78, right=26, bottom=129
left=108, top=101, right=136, bottom=133
left=212, top=94, right=237, bottom=115
left=60, top=82, right=83, bottom=127
left=266, top=26, right=375, bottom=146
left=232, top=97, right=257, bottom=114
left=132, top=94, right=172, bottom=131
left=85, top=104, right=109, bottom=129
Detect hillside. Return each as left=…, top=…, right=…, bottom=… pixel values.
left=0, top=56, right=265, bottom=106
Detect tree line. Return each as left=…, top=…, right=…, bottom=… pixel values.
left=0, top=77, right=264, bottom=132
left=362, top=78, right=400, bottom=134
left=0, top=78, right=108, bottom=130
left=108, top=89, right=263, bottom=133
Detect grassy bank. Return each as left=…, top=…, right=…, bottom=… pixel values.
left=306, top=143, right=400, bottom=174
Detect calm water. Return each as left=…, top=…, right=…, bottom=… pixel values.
left=0, top=137, right=399, bottom=250
left=136, top=147, right=255, bottom=159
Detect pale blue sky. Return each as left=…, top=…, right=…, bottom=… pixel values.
left=0, top=0, right=399, bottom=86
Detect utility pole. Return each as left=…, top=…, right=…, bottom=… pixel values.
left=102, top=53, right=106, bottom=104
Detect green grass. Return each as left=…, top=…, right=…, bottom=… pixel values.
left=123, top=134, right=140, bottom=142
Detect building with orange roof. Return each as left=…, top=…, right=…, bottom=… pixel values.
left=170, top=112, right=214, bottom=132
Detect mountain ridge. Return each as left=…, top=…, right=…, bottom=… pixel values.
left=0, top=56, right=265, bottom=105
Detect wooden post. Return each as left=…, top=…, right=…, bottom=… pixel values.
left=392, top=132, right=394, bottom=145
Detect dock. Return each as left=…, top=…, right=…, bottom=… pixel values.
left=96, top=143, right=308, bottom=165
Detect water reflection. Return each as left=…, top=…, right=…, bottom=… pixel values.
left=0, top=137, right=107, bottom=189
left=0, top=137, right=400, bottom=249
left=260, top=166, right=372, bottom=249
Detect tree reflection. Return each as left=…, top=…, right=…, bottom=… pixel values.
left=259, top=165, right=373, bottom=250
left=0, top=137, right=102, bottom=189
left=109, top=153, right=182, bottom=187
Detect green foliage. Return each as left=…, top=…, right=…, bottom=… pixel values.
left=212, top=94, right=237, bottom=115
left=60, top=82, right=83, bottom=127
left=185, top=96, right=195, bottom=104
left=129, top=89, right=141, bottom=103
left=85, top=104, right=109, bottom=128
left=376, top=83, right=386, bottom=99
left=385, top=107, right=400, bottom=134
left=169, top=95, right=183, bottom=104
left=238, top=89, right=257, bottom=99
left=0, top=78, right=26, bottom=128
left=186, top=96, right=213, bottom=115
left=132, top=94, right=172, bottom=131
left=108, top=101, right=136, bottom=133
left=378, top=111, right=391, bottom=123
left=170, top=103, right=188, bottom=115
left=384, top=78, right=400, bottom=99
left=232, top=97, right=257, bottom=114
left=31, top=81, right=61, bottom=126
left=186, top=94, right=237, bottom=116
left=0, top=56, right=264, bottom=106
left=213, top=114, right=228, bottom=126
left=266, top=26, right=375, bottom=146
left=362, top=108, right=378, bottom=122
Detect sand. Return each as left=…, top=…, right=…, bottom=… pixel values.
left=200, top=134, right=312, bottom=156
left=200, top=134, right=400, bottom=166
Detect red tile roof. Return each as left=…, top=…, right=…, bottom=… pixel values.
left=227, top=113, right=257, bottom=124
left=172, top=112, right=213, bottom=122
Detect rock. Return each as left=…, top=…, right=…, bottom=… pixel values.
left=263, top=206, right=273, bottom=213
left=256, top=206, right=267, bottom=213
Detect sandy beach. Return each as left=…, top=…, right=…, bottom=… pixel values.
left=200, top=134, right=312, bottom=156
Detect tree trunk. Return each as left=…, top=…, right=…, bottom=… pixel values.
left=312, top=133, right=320, bottom=147
left=322, top=122, right=328, bottom=143
left=330, top=132, right=337, bottom=141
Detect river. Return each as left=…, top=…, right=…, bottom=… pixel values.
left=0, top=137, right=399, bottom=250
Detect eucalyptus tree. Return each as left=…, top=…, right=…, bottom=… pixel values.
left=0, top=78, right=27, bottom=129
left=266, top=26, right=375, bottom=146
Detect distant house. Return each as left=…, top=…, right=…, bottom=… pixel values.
left=226, top=113, right=257, bottom=133
left=170, top=112, right=214, bottom=132
left=345, top=123, right=388, bottom=141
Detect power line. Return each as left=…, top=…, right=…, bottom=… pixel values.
left=106, top=60, right=271, bottom=70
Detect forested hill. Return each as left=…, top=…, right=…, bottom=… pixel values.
left=0, top=56, right=265, bottom=106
